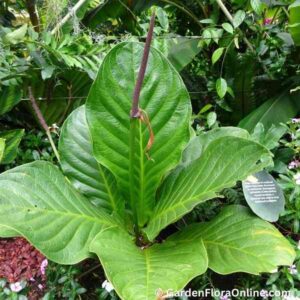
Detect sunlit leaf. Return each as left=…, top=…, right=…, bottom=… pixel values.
left=216, top=77, right=227, bottom=98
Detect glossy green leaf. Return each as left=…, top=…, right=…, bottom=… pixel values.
left=222, top=22, right=234, bottom=34
left=0, top=85, right=22, bottom=115
left=86, top=42, right=191, bottom=227
left=0, top=161, right=117, bottom=264
left=181, top=127, right=250, bottom=166
left=166, top=38, right=201, bottom=71
left=156, top=7, right=169, bottom=30
left=0, top=129, right=24, bottom=164
left=59, top=106, right=123, bottom=213
left=251, top=123, right=286, bottom=150
left=153, top=37, right=201, bottom=71
left=181, top=205, right=295, bottom=274
left=90, top=227, right=208, bottom=300
left=202, top=29, right=212, bottom=46
left=4, top=24, right=27, bottom=44
left=207, top=111, right=217, bottom=127
left=233, top=10, right=246, bottom=28
left=144, top=136, right=271, bottom=241
left=239, top=91, right=300, bottom=132
left=212, top=48, right=224, bottom=65
left=216, top=78, right=227, bottom=98
left=251, top=0, right=263, bottom=14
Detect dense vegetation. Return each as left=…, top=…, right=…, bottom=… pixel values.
left=0, top=0, right=299, bottom=299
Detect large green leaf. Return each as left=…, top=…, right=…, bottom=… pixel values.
left=144, top=136, right=271, bottom=241
left=182, top=127, right=250, bottom=166
left=166, top=37, right=201, bottom=72
left=0, top=129, right=24, bottom=164
left=0, top=85, right=22, bottom=115
left=90, top=226, right=208, bottom=300
left=289, top=0, right=300, bottom=46
left=86, top=42, right=191, bottom=227
left=181, top=205, right=296, bottom=274
left=59, top=105, right=124, bottom=214
left=238, top=91, right=300, bottom=132
left=0, top=161, right=117, bottom=264
left=153, top=37, right=201, bottom=71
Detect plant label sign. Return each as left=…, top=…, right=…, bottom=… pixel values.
left=242, top=170, right=285, bottom=222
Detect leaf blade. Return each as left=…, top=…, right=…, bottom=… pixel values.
left=222, top=23, right=234, bottom=34
left=90, top=227, right=208, bottom=300
left=238, top=91, right=300, bottom=132
left=59, top=106, right=124, bottom=213
left=181, top=205, right=295, bottom=274
left=0, top=86, right=22, bottom=115
left=216, top=78, right=227, bottom=98
left=233, top=10, right=246, bottom=28
left=0, top=161, right=117, bottom=264
left=86, top=42, right=191, bottom=226
left=0, top=129, right=24, bottom=164
left=144, top=136, right=271, bottom=241
left=212, top=48, right=224, bottom=65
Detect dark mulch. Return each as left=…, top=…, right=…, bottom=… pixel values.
left=0, top=237, right=47, bottom=299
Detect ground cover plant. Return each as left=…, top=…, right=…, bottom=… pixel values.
left=0, top=8, right=298, bottom=299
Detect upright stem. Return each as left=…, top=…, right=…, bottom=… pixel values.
left=216, top=0, right=233, bottom=22
left=51, top=0, right=87, bottom=35
left=130, top=12, right=156, bottom=117
left=25, top=0, right=41, bottom=32
left=28, top=87, right=60, bottom=162
left=195, top=0, right=209, bottom=18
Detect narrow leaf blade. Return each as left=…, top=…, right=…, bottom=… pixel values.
left=212, top=48, right=224, bottom=65
left=216, top=78, right=227, bottom=98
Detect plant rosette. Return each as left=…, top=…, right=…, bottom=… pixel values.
left=0, top=41, right=295, bottom=300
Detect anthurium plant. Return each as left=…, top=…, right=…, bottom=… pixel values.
left=0, top=16, right=295, bottom=300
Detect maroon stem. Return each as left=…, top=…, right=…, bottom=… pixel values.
left=130, top=12, right=156, bottom=118
left=28, top=87, right=60, bottom=161
left=28, top=87, right=48, bottom=132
